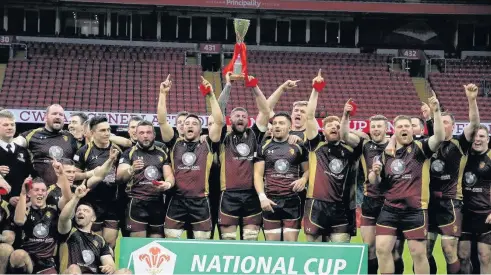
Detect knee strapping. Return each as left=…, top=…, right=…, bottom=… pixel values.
left=164, top=229, right=184, bottom=239
left=193, top=231, right=211, bottom=240
left=330, top=233, right=351, bottom=243
left=221, top=232, right=236, bottom=240
left=242, top=229, right=259, bottom=240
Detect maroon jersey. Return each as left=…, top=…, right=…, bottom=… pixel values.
left=430, top=133, right=471, bottom=200
left=171, top=137, right=218, bottom=198
left=59, top=228, right=112, bottom=274
left=256, top=138, right=308, bottom=197
left=19, top=202, right=59, bottom=259
left=120, top=145, right=169, bottom=201
left=381, top=139, right=433, bottom=210
left=462, top=149, right=491, bottom=214
left=22, top=128, right=78, bottom=186
left=220, top=124, right=264, bottom=191
left=306, top=134, right=363, bottom=203
left=74, top=142, right=123, bottom=202
left=360, top=139, right=388, bottom=198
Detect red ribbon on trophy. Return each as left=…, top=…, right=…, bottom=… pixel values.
left=223, top=42, right=248, bottom=78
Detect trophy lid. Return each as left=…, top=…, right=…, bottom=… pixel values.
left=234, top=18, right=251, bottom=43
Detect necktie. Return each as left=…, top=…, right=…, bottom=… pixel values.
left=6, top=144, right=13, bottom=154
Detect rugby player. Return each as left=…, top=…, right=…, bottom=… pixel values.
left=58, top=184, right=118, bottom=274
left=48, top=158, right=74, bottom=210
left=218, top=72, right=269, bottom=241
left=74, top=116, right=123, bottom=249
left=411, top=117, right=426, bottom=139
left=369, top=95, right=445, bottom=274
left=303, top=70, right=363, bottom=243
left=426, top=84, right=480, bottom=274
left=254, top=112, right=308, bottom=241
left=340, top=110, right=404, bottom=274
left=458, top=125, right=491, bottom=274
left=68, top=112, right=89, bottom=148
left=0, top=195, right=15, bottom=274
left=116, top=120, right=174, bottom=238
left=10, top=178, right=59, bottom=274
left=160, top=76, right=224, bottom=240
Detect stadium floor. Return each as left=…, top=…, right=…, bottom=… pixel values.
left=114, top=229, right=446, bottom=274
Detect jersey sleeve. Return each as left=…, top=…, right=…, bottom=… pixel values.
left=255, top=141, right=266, bottom=162
left=164, top=130, right=179, bottom=150
left=419, top=138, right=434, bottom=158
left=119, top=149, right=132, bottom=166
left=306, top=133, right=322, bottom=151
left=20, top=129, right=32, bottom=139
left=251, top=124, right=266, bottom=145
left=100, top=239, right=112, bottom=257
left=351, top=137, right=364, bottom=161
left=207, top=136, right=220, bottom=153
left=73, top=147, right=87, bottom=170
left=299, top=144, right=309, bottom=164
left=457, top=132, right=472, bottom=153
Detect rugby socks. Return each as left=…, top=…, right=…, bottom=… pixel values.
left=428, top=255, right=437, bottom=274
left=368, top=258, right=378, bottom=274
left=447, top=259, right=461, bottom=274
left=394, top=258, right=404, bottom=274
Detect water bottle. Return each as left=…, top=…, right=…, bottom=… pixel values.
left=233, top=54, right=242, bottom=75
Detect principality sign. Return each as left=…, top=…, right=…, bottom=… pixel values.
left=120, top=238, right=367, bottom=275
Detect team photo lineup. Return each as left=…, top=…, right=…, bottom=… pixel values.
left=0, top=1, right=491, bottom=275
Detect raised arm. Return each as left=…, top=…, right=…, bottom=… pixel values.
left=52, top=159, right=72, bottom=210
left=306, top=69, right=325, bottom=140
left=86, top=148, right=119, bottom=188
left=428, top=94, right=445, bottom=152
left=267, top=80, right=300, bottom=116
left=13, top=178, right=30, bottom=226
left=218, top=72, right=232, bottom=115
left=58, top=184, right=90, bottom=235
left=463, top=83, right=480, bottom=141
left=109, top=135, right=132, bottom=148
left=340, top=99, right=362, bottom=147
left=248, top=76, right=270, bottom=130
left=368, top=157, right=382, bottom=185
left=202, top=76, right=224, bottom=142
left=157, top=74, right=175, bottom=142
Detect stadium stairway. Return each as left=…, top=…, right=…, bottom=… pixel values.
left=0, top=64, right=6, bottom=91
left=412, top=77, right=431, bottom=102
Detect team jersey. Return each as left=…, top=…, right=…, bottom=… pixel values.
left=290, top=129, right=307, bottom=142
left=47, top=184, right=76, bottom=208
left=171, top=136, right=218, bottom=198
left=380, top=139, right=433, bottom=210
left=21, top=128, right=78, bottom=185
left=59, top=227, right=112, bottom=274
left=430, top=133, right=471, bottom=200
left=360, top=139, right=388, bottom=198
left=74, top=142, right=122, bottom=202
left=306, top=134, right=363, bottom=203
left=19, top=202, right=59, bottom=259
left=0, top=200, right=14, bottom=232
left=462, top=149, right=491, bottom=214
left=120, top=144, right=169, bottom=201
left=220, top=124, right=264, bottom=191
left=256, top=138, right=308, bottom=197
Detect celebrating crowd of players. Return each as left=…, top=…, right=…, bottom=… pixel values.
left=0, top=69, right=489, bottom=275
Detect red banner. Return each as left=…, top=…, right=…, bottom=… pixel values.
left=61, top=0, right=491, bottom=15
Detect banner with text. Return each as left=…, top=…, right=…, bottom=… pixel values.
left=120, top=238, right=367, bottom=275
left=9, top=109, right=490, bottom=135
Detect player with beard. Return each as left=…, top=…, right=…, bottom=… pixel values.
left=14, top=104, right=79, bottom=186
left=117, top=120, right=173, bottom=238
left=369, top=95, right=445, bottom=274
left=0, top=195, right=15, bottom=274
left=303, top=70, right=362, bottom=243
left=217, top=73, right=269, bottom=241
left=68, top=112, right=89, bottom=149
left=10, top=178, right=59, bottom=274
left=255, top=112, right=308, bottom=241
left=126, top=116, right=166, bottom=150
left=458, top=125, right=491, bottom=274
left=424, top=84, right=479, bottom=274
left=159, top=76, right=224, bottom=240
left=74, top=116, right=123, bottom=249
left=58, top=184, right=118, bottom=274
left=341, top=111, right=405, bottom=274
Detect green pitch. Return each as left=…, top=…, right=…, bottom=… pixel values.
left=114, top=229, right=446, bottom=274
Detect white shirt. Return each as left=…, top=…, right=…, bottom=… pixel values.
left=0, top=139, right=15, bottom=153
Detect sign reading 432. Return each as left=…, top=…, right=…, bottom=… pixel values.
left=398, top=49, right=421, bottom=59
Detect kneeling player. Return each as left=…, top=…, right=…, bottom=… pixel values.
left=0, top=194, right=15, bottom=274
left=254, top=112, right=308, bottom=241
left=58, top=184, right=122, bottom=274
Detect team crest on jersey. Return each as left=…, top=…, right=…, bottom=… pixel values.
left=464, top=172, right=477, bottom=187
left=159, top=156, right=164, bottom=162
left=17, top=153, right=25, bottom=162
left=274, top=159, right=290, bottom=173
left=46, top=212, right=51, bottom=218
left=407, top=147, right=412, bottom=153
left=182, top=152, right=197, bottom=166
left=33, top=223, right=49, bottom=238
left=390, top=159, right=406, bottom=175
left=480, top=162, right=486, bottom=169
left=144, top=166, right=159, bottom=181
left=49, top=146, right=64, bottom=160
left=289, top=148, right=295, bottom=155
left=431, top=159, right=445, bottom=173
left=328, top=158, right=344, bottom=174
left=82, top=250, right=95, bottom=265
left=63, top=136, right=68, bottom=142
left=236, top=143, right=250, bottom=157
